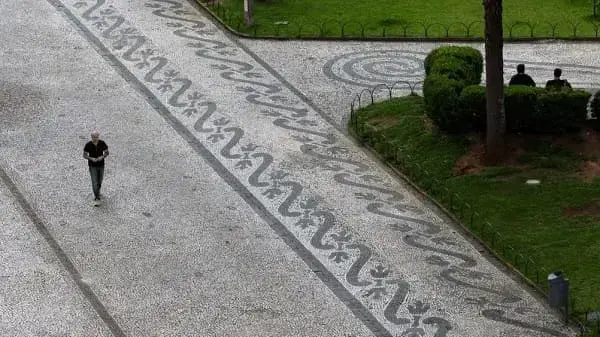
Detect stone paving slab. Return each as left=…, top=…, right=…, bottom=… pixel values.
left=0, top=1, right=375, bottom=336
left=240, top=40, right=600, bottom=126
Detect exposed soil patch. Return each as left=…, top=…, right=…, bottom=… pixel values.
left=555, top=128, right=600, bottom=158
left=454, top=130, right=600, bottom=181
left=563, top=201, right=600, bottom=218
left=580, top=161, right=600, bottom=183
left=367, top=115, right=401, bottom=130
left=453, top=134, right=527, bottom=175
left=423, top=115, right=436, bottom=133
left=454, top=143, right=485, bottom=175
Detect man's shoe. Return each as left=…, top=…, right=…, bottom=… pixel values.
left=93, top=197, right=101, bottom=207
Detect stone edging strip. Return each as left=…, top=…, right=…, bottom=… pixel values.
left=0, top=164, right=128, bottom=337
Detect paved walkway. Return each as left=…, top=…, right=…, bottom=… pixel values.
left=1, top=0, right=594, bottom=336
left=242, top=40, right=600, bottom=126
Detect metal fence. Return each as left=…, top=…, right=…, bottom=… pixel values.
left=207, top=3, right=600, bottom=40
left=348, top=82, right=600, bottom=336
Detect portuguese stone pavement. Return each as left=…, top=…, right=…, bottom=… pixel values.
left=2, top=0, right=599, bottom=336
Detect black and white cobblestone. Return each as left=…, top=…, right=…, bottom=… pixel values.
left=0, top=0, right=584, bottom=336
left=243, top=40, right=600, bottom=126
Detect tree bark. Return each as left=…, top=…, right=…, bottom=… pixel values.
left=484, top=0, right=506, bottom=165
left=244, top=0, right=253, bottom=25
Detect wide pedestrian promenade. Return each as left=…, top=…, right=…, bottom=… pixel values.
left=1, top=0, right=591, bottom=336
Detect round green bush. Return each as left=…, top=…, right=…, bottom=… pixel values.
left=424, top=46, right=483, bottom=85
left=429, top=55, right=479, bottom=86
left=423, top=74, right=469, bottom=133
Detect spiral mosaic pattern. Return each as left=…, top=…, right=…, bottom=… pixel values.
left=323, top=50, right=426, bottom=88
left=324, top=50, right=600, bottom=92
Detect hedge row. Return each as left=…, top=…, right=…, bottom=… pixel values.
left=461, top=85, right=592, bottom=133
left=423, top=46, right=595, bottom=134
left=592, top=91, right=600, bottom=119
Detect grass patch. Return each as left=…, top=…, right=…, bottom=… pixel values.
left=207, top=0, right=600, bottom=38
left=351, top=95, right=600, bottom=314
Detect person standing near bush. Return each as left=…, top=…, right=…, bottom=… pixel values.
left=545, top=68, right=572, bottom=90
left=83, top=128, right=109, bottom=206
left=509, top=64, right=536, bottom=87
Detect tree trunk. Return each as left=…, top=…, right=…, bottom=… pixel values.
left=484, top=0, right=506, bottom=165
left=244, top=0, right=253, bottom=25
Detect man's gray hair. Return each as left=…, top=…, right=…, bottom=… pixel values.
left=91, top=128, right=100, bottom=137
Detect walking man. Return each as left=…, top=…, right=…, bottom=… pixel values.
left=83, top=128, right=109, bottom=206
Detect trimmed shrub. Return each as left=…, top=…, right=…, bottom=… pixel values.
left=587, top=90, right=600, bottom=131
left=429, top=55, right=480, bottom=85
left=423, top=46, right=484, bottom=133
left=457, top=86, right=590, bottom=134
left=591, top=90, right=600, bottom=119
left=424, top=46, right=483, bottom=85
left=459, top=84, right=486, bottom=131
left=423, top=74, right=469, bottom=133
left=423, top=46, right=589, bottom=135
left=533, top=89, right=591, bottom=133
left=504, top=85, right=542, bottom=132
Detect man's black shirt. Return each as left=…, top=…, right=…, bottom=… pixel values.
left=509, top=73, right=536, bottom=87
left=545, top=79, right=572, bottom=90
left=84, top=140, right=108, bottom=167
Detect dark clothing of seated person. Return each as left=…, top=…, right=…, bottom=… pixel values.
left=509, top=64, right=536, bottom=87
left=545, top=68, right=572, bottom=90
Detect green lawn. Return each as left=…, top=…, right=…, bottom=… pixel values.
left=352, top=94, right=600, bottom=315
left=207, top=0, right=600, bottom=38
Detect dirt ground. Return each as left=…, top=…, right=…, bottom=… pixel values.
left=453, top=128, right=600, bottom=217
left=454, top=128, right=600, bottom=180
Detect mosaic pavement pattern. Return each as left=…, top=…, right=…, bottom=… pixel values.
left=241, top=39, right=600, bottom=126
left=324, top=49, right=600, bottom=89
left=4, top=0, right=582, bottom=335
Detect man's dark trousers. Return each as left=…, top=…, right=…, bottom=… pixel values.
left=89, top=166, right=104, bottom=199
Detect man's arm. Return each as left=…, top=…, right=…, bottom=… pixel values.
left=98, top=146, right=108, bottom=161
left=83, top=151, right=97, bottom=162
